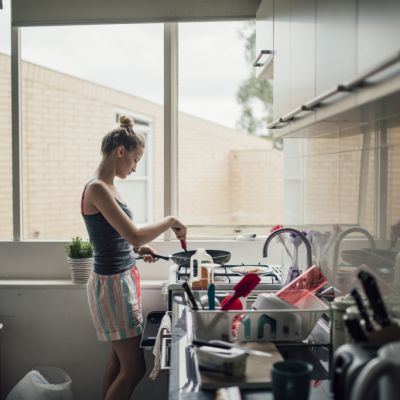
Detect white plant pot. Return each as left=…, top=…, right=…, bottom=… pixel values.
left=66, top=257, right=93, bottom=284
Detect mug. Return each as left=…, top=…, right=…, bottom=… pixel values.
left=352, top=341, right=400, bottom=400
left=272, top=360, right=313, bottom=400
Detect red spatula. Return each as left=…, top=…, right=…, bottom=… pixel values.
left=221, top=273, right=261, bottom=311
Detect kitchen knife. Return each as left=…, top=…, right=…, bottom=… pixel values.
left=343, top=315, right=368, bottom=342
left=358, top=270, right=391, bottom=327
left=182, top=282, right=199, bottom=311
left=350, top=288, right=374, bottom=332
left=192, top=339, right=272, bottom=357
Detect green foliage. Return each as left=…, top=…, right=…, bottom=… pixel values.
left=65, top=236, right=93, bottom=259
left=236, top=21, right=282, bottom=150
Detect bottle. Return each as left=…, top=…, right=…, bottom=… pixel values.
left=189, top=248, right=213, bottom=288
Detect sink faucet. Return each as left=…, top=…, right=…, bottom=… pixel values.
left=263, top=228, right=312, bottom=268
left=333, top=227, right=376, bottom=268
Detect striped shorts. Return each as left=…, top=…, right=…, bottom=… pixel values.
left=87, top=266, right=143, bottom=341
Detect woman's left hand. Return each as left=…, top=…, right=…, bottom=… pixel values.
left=136, top=245, right=158, bottom=262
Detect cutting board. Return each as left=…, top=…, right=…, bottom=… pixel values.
left=197, top=342, right=283, bottom=390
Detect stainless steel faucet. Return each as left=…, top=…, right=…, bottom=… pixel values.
left=332, top=227, right=376, bottom=268
left=263, top=228, right=313, bottom=268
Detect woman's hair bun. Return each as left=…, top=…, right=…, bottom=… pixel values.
left=119, top=115, right=134, bottom=129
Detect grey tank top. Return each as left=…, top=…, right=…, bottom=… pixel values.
left=81, top=181, right=135, bottom=275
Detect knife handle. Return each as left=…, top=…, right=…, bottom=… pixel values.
left=358, top=271, right=391, bottom=327
left=343, top=315, right=368, bottom=342
left=350, top=288, right=374, bottom=332
left=208, top=283, right=216, bottom=310
left=182, top=282, right=199, bottom=311
left=192, top=339, right=232, bottom=350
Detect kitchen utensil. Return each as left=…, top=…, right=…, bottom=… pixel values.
left=276, top=265, right=328, bottom=306
left=180, top=239, right=188, bottom=252
left=221, top=273, right=261, bottom=311
left=350, top=288, right=374, bottom=332
left=192, top=339, right=272, bottom=357
left=251, top=293, right=293, bottom=311
left=182, top=282, right=199, bottom=311
left=352, top=341, right=400, bottom=400
left=200, top=293, right=220, bottom=309
left=343, top=315, right=368, bottom=342
left=208, top=283, right=216, bottom=310
left=358, top=270, right=391, bottom=327
left=231, top=266, right=272, bottom=276
left=135, top=249, right=231, bottom=268
left=220, top=295, right=243, bottom=310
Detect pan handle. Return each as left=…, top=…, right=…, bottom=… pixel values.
left=135, top=253, right=171, bottom=261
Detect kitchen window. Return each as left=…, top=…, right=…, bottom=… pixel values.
left=177, top=21, right=282, bottom=237
left=17, top=23, right=163, bottom=240
left=0, top=0, right=12, bottom=240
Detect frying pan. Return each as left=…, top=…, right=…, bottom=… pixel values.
left=136, top=249, right=231, bottom=267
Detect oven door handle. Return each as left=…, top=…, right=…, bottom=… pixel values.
left=160, top=329, right=172, bottom=371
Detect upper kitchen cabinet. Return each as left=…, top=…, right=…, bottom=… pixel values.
left=271, top=0, right=316, bottom=124
left=271, top=0, right=290, bottom=120
left=255, top=0, right=274, bottom=80
left=357, top=0, right=400, bottom=75
left=290, top=0, right=316, bottom=109
left=267, top=0, right=400, bottom=139
left=316, top=0, right=357, bottom=95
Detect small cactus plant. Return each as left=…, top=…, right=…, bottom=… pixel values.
left=65, top=236, right=93, bottom=259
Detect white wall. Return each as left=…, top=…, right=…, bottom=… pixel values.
left=0, top=239, right=289, bottom=280
left=0, top=284, right=168, bottom=400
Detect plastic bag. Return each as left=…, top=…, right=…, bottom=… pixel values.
left=6, top=367, right=73, bottom=400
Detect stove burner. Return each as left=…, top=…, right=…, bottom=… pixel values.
left=176, top=263, right=280, bottom=284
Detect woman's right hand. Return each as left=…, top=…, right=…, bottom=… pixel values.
left=170, top=217, right=187, bottom=241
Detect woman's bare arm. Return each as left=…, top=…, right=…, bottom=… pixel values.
left=87, top=181, right=186, bottom=247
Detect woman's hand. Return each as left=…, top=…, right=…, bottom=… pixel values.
left=135, top=245, right=158, bottom=263
left=170, top=217, right=187, bottom=241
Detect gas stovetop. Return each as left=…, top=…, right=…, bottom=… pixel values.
left=176, top=263, right=281, bottom=284
left=166, top=264, right=283, bottom=293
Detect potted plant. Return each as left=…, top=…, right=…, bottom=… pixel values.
left=65, top=236, right=93, bottom=284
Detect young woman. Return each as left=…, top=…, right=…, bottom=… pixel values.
left=81, top=115, right=187, bottom=400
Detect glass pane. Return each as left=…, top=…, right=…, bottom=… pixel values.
left=178, top=21, right=282, bottom=237
left=116, top=180, right=147, bottom=224
left=0, top=0, right=13, bottom=239
left=21, top=24, right=163, bottom=239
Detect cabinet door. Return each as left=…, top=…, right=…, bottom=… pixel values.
left=255, top=0, right=274, bottom=79
left=290, top=0, right=316, bottom=109
left=358, top=0, right=400, bottom=75
left=273, top=0, right=291, bottom=120
left=316, top=0, right=357, bottom=94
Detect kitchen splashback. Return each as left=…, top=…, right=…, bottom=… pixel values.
left=283, top=112, right=400, bottom=292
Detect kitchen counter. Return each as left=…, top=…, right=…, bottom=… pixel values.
left=169, top=295, right=333, bottom=400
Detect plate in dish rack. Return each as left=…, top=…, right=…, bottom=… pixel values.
left=231, top=266, right=272, bottom=275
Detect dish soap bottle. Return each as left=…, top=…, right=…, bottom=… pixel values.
left=189, top=248, right=213, bottom=289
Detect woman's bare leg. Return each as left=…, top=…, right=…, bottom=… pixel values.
left=102, top=348, right=120, bottom=399
left=105, top=336, right=146, bottom=400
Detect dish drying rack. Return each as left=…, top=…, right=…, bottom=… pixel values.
left=187, top=293, right=329, bottom=343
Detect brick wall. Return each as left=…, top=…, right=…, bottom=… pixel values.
left=0, top=52, right=282, bottom=239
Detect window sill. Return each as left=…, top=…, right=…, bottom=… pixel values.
left=0, top=279, right=165, bottom=288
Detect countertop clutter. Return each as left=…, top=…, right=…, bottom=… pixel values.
left=158, top=229, right=400, bottom=400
